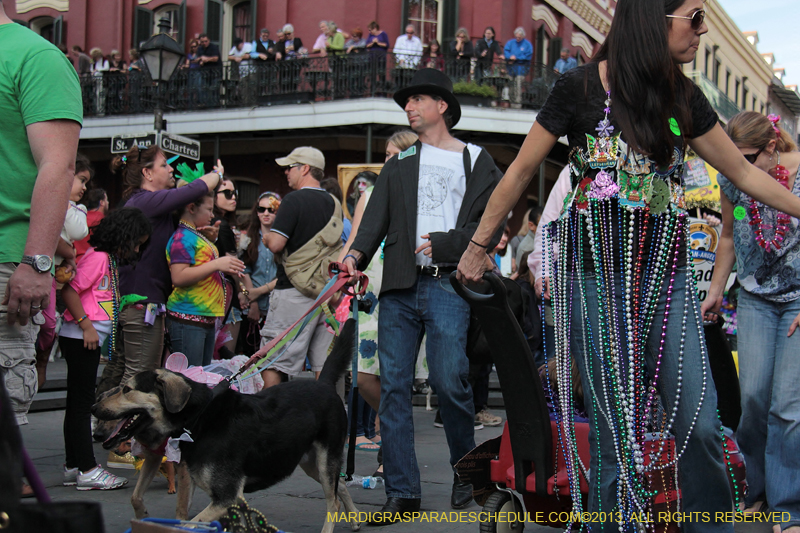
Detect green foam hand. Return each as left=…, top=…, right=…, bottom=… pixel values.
left=119, top=294, right=147, bottom=309
left=175, top=162, right=206, bottom=183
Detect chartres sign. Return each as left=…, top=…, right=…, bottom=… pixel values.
left=160, top=132, right=201, bottom=161
left=110, top=132, right=201, bottom=161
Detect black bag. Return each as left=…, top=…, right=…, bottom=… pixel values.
left=703, top=318, right=741, bottom=431
left=466, top=276, right=528, bottom=364
left=0, top=378, right=105, bottom=533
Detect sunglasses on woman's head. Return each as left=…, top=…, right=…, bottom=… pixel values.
left=257, top=206, right=276, bottom=214
left=743, top=147, right=765, bottom=164
left=666, top=9, right=705, bottom=30
left=217, top=189, right=237, bottom=200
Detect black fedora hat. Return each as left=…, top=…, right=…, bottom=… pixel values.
left=393, top=68, right=461, bottom=127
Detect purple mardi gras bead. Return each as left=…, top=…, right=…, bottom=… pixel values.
left=586, top=170, right=619, bottom=199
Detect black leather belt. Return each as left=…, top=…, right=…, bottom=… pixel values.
left=416, top=265, right=456, bottom=277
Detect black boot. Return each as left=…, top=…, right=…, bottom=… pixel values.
left=367, top=498, right=421, bottom=526
left=451, top=472, right=473, bottom=509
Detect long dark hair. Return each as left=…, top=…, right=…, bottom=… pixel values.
left=213, top=178, right=238, bottom=226
left=89, top=207, right=152, bottom=266
left=242, top=192, right=280, bottom=267
left=110, top=145, right=165, bottom=200
left=592, top=0, right=694, bottom=166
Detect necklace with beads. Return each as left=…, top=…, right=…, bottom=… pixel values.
left=108, top=255, right=120, bottom=360
left=178, top=219, right=227, bottom=308
left=749, top=151, right=792, bottom=252
left=540, top=88, right=709, bottom=528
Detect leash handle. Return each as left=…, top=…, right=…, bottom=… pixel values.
left=328, top=262, right=369, bottom=297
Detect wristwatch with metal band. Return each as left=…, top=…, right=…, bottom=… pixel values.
left=21, top=255, right=54, bottom=273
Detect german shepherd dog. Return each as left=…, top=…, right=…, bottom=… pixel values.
left=92, top=320, right=361, bottom=532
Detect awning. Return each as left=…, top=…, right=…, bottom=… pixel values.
left=771, top=82, right=800, bottom=115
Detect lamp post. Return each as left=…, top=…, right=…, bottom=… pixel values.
left=140, top=17, right=185, bottom=132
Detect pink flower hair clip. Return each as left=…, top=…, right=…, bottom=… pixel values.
left=767, top=114, right=781, bottom=136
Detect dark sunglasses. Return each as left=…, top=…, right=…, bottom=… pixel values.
left=743, top=147, right=765, bottom=164
left=217, top=189, right=237, bottom=200
left=257, top=206, right=276, bottom=214
left=666, top=9, right=705, bottom=30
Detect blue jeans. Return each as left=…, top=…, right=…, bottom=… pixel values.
left=378, top=275, right=475, bottom=499
left=568, top=269, right=732, bottom=532
left=737, top=290, right=800, bottom=528
left=166, top=318, right=216, bottom=367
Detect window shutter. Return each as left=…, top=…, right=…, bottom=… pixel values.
left=133, top=7, right=153, bottom=49
left=250, top=0, right=258, bottom=44
left=441, top=0, right=458, bottom=42
left=549, top=37, right=562, bottom=67
left=53, top=15, right=64, bottom=46
left=204, top=0, right=223, bottom=46
left=176, top=0, right=187, bottom=49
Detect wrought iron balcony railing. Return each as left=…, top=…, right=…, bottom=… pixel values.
left=79, top=54, right=559, bottom=118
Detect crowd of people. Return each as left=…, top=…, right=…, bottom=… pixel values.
left=1, top=0, right=798, bottom=531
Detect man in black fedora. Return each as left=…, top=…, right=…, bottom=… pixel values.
left=344, top=68, right=503, bottom=520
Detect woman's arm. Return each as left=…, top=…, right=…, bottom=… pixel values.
left=700, top=192, right=736, bottom=318
left=138, top=164, right=223, bottom=217
left=457, top=122, right=559, bottom=281
left=61, top=283, right=99, bottom=350
left=690, top=125, right=800, bottom=219
left=339, top=193, right=367, bottom=261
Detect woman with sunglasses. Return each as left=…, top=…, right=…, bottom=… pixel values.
left=212, top=179, right=243, bottom=353
left=457, top=0, right=800, bottom=531
left=701, top=112, right=800, bottom=532
left=238, top=192, right=281, bottom=355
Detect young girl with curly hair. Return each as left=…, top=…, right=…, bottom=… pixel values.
left=59, top=207, right=151, bottom=490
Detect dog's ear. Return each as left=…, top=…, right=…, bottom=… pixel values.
left=156, top=371, right=193, bottom=413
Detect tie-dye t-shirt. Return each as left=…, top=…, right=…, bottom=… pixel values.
left=166, top=225, right=225, bottom=317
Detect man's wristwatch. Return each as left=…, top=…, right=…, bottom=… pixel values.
left=21, top=255, right=54, bottom=273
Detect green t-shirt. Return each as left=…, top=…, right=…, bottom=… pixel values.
left=0, top=23, right=83, bottom=263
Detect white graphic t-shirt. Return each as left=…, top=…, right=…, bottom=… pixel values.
left=415, top=142, right=480, bottom=266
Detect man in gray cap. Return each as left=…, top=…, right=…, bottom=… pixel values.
left=260, top=147, right=343, bottom=388
left=343, top=69, right=503, bottom=520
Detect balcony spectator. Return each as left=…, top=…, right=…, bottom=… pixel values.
left=366, top=21, right=389, bottom=59
left=554, top=47, right=577, bottom=74
left=326, top=21, right=345, bottom=55
left=393, top=24, right=422, bottom=69
left=128, top=48, right=142, bottom=71
left=69, top=46, right=91, bottom=76
left=504, top=27, right=532, bottom=107
left=184, top=39, right=199, bottom=68
left=421, top=39, right=444, bottom=71
left=276, top=24, right=303, bottom=60
left=504, top=27, right=532, bottom=77
left=447, top=28, right=473, bottom=81
left=195, top=34, right=222, bottom=106
left=313, top=21, right=329, bottom=57
left=108, top=49, right=126, bottom=72
left=89, top=47, right=109, bottom=74
left=228, top=37, right=253, bottom=77
left=474, top=26, right=502, bottom=82
left=345, top=28, right=366, bottom=54
left=251, top=28, right=276, bottom=62
left=195, top=34, right=221, bottom=69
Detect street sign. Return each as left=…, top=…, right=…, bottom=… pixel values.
left=159, top=132, right=201, bottom=161
left=110, top=132, right=157, bottom=154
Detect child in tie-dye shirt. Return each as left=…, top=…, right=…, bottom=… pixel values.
left=166, top=192, right=245, bottom=366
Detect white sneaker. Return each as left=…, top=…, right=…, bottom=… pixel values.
left=76, top=466, right=128, bottom=491
left=63, top=465, right=78, bottom=486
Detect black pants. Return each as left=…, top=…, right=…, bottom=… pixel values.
left=468, top=362, right=492, bottom=413
left=60, top=336, right=101, bottom=472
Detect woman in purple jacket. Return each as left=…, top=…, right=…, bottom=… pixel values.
left=97, top=145, right=224, bottom=397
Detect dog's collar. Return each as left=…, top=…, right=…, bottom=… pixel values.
left=180, top=380, right=231, bottom=437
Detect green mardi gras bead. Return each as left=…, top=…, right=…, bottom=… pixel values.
left=669, top=117, right=681, bottom=136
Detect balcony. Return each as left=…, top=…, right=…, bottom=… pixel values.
left=687, top=71, right=740, bottom=123
left=79, top=54, right=559, bottom=119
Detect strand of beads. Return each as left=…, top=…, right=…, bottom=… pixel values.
left=749, top=163, right=791, bottom=252
left=108, top=255, right=120, bottom=361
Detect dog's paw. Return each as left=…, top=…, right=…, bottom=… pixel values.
left=350, top=521, right=362, bottom=531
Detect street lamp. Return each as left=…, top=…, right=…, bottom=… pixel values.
left=140, top=17, right=185, bottom=132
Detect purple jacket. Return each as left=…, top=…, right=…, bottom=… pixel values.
left=120, top=179, right=209, bottom=304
